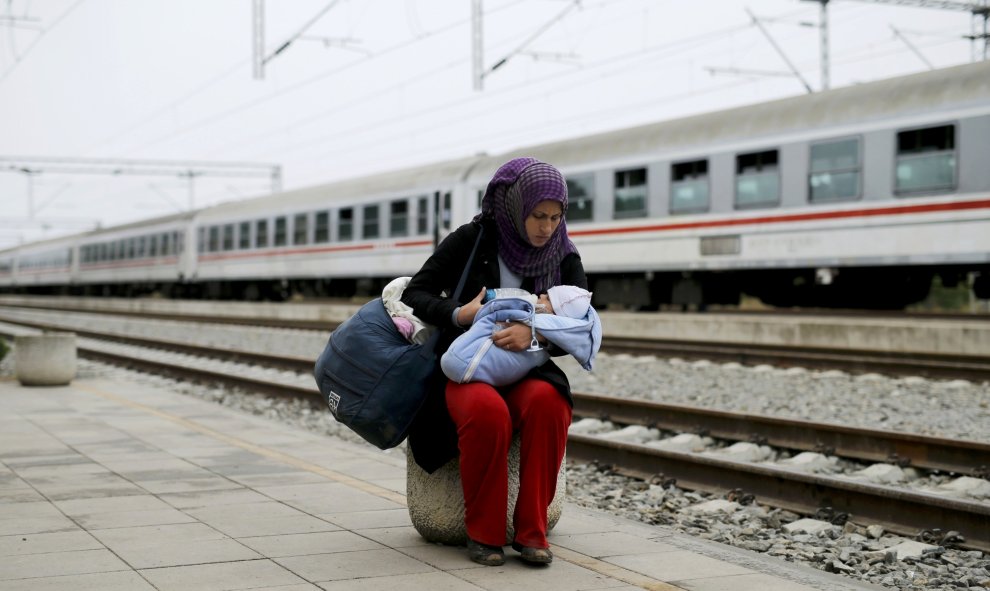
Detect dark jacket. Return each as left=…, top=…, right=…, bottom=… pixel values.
left=401, top=217, right=588, bottom=473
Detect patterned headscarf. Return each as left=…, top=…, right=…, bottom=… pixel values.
left=476, top=157, right=578, bottom=293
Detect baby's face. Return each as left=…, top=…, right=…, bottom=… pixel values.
left=537, top=294, right=554, bottom=314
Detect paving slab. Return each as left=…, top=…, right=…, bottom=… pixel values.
left=0, top=375, right=883, bottom=591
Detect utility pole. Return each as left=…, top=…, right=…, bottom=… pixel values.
left=0, top=157, right=282, bottom=236
left=819, top=0, right=830, bottom=89
left=845, top=0, right=989, bottom=59
left=891, top=25, right=937, bottom=67
left=252, top=0, right=345, bottom=80
left=800, top=1, right=831, bottom=90
left=253, top=0, right=264, bottom=79
left=472, top=0, right=581, bottom=91
left=472, top=0, right=483, bottom=91
left=747, top=8, right=815, bottom=93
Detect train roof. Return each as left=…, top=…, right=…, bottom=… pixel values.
left=468, top=60, right=990, bottom=182
left=194, top=155, right=483, bottom=221
left=6, top=61, right=989, bottom=253
left=0, top=210, right=195, bottom=256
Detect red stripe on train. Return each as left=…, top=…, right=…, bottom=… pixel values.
left=198, top=239, right=433, bottom=262
left=568, top=198, right=990, bottom=237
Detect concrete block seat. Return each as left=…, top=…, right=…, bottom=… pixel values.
left=406, top=435, right=565, bottom=545
left=14, top=332, right=77, bottom=386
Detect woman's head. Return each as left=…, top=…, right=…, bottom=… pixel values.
left=478, top=157, right=577, bottom=292
left=524, top=200, right=563, bottom=248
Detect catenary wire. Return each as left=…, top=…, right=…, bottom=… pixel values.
left=0, top=0, right=85, bottom=84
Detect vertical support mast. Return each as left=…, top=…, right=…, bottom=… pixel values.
left=253, top=0, right=265, bottom=79
left=820, top=0, right=830, bottom=90
left=472, top=0, right=483, bottom=91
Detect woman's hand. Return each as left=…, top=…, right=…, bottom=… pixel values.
left=492, top=322, right=545, bottom=351
left=456, top=287, right=486, bottom=326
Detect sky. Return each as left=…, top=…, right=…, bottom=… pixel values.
left=0, top=0, right=983, bottom=249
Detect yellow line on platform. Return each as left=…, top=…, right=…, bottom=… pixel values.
left=76, top=382, right=686, bottom=591
left=76, top=383, right=407, bottom=506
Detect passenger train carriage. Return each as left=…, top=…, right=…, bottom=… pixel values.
left=2, top=60, right=989, bottom=309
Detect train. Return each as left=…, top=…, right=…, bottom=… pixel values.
left=2, top=60, right=989, bottom=310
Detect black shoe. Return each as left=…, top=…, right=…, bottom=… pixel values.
left=511, top=541, right=553, bottom=565
left=467, top=539, right=505, bottom=566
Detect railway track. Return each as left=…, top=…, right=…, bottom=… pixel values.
left=3, top=302, right=990, bottom=381
left=1, top=313, right=987, bottom=552
left=5, top=296, right=990, bottom=325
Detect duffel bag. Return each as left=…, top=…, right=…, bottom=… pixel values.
left=312, top=227, right=482, bottom=449
left=314, top=298, right=438, bottom=449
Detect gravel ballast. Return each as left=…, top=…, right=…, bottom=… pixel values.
left=1, top=329, right=987, bottom=590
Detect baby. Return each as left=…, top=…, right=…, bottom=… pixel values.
left=441, top=285, right=600, bottom=386
left=535, top=284, right=592, bottom=318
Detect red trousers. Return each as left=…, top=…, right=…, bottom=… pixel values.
left=445, top=378, right=571, bottom=548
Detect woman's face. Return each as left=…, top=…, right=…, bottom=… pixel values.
left=525, top=200, right=563, bottom=248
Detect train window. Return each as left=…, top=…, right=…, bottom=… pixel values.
left=238, top=222, right=251, bottom=249
left=566, top=174, right=594, bottom=222
left=363, top=205, right=380, bottom=239
left=206, top=227, right=218, bottom=252
left=116, top=240, right=125, bottom=261
left=293, top=213, right=308, bottom=245
left=614, top=168, right=647, bottom=219
left=149, top=235, right=159, bottom=258
left=390, top=200, right=408, bottom=237
left=809, top=138, right=860, bottom=203
left=137, top=236, right=147, bottom=258
left=339, top=207, right=354, bottom=241
left=222, top=224, right=235, bottom=251
left=127, top=238, right=137, bottom=259
left=274, top=217, right=287, bottom=247
left=417, top=197, right=429, bottom=235
left=314, top=211, right=329, bottom=243
left=671, top=160, right=710, bottom=214
left=255, top=219, right=269, bottom=248
left=161, top=233, right=171, bottom=256
left=895, top=124, right=955, bottom=194
left=442, top=192, right=452, bottom=230
left=735, top=150, right=779, bottom=208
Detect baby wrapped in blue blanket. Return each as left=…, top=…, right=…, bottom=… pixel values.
left=441, top=285, right=601, bottom=386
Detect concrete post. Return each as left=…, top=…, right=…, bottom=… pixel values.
left=15, top=333, right=77, bottom=386
left=406, top=436, right=565, bottom=545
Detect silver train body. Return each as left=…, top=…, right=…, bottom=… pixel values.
left=3, top=61, right=989, bottom=308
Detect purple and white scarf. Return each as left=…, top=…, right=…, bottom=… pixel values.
left=476, top=157, right=578, bottom=293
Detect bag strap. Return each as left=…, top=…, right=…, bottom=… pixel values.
left=420, top=226, right=484, bottom=357
left=450, top=225, right=483, bottom=301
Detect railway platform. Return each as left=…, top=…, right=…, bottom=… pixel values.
left=0, top=373, right=882, bottom=591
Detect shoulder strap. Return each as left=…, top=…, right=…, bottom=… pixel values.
left=451, top=225, right=483, bottom=301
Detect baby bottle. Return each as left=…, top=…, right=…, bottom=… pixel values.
left=482, top=287, right=531, bottom=303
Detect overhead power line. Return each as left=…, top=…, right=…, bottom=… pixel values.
left=746, top=7, right=815, bottom=93
left=891, top=25, right=937, bottom=67
left=0, top=0, right=85, bottom=84
left=844, top=0, right=989, bottom=58
left=123, top=0, right=529, bottom=156
left=253, top=0, right=346, bottom=80
left=851, top=0, right=987, bottom=12
left=0, top=157, right=282, bottom=222
left=0, top=156, right=280, bottom=182
left=473, top=0, right=582, bottom=90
